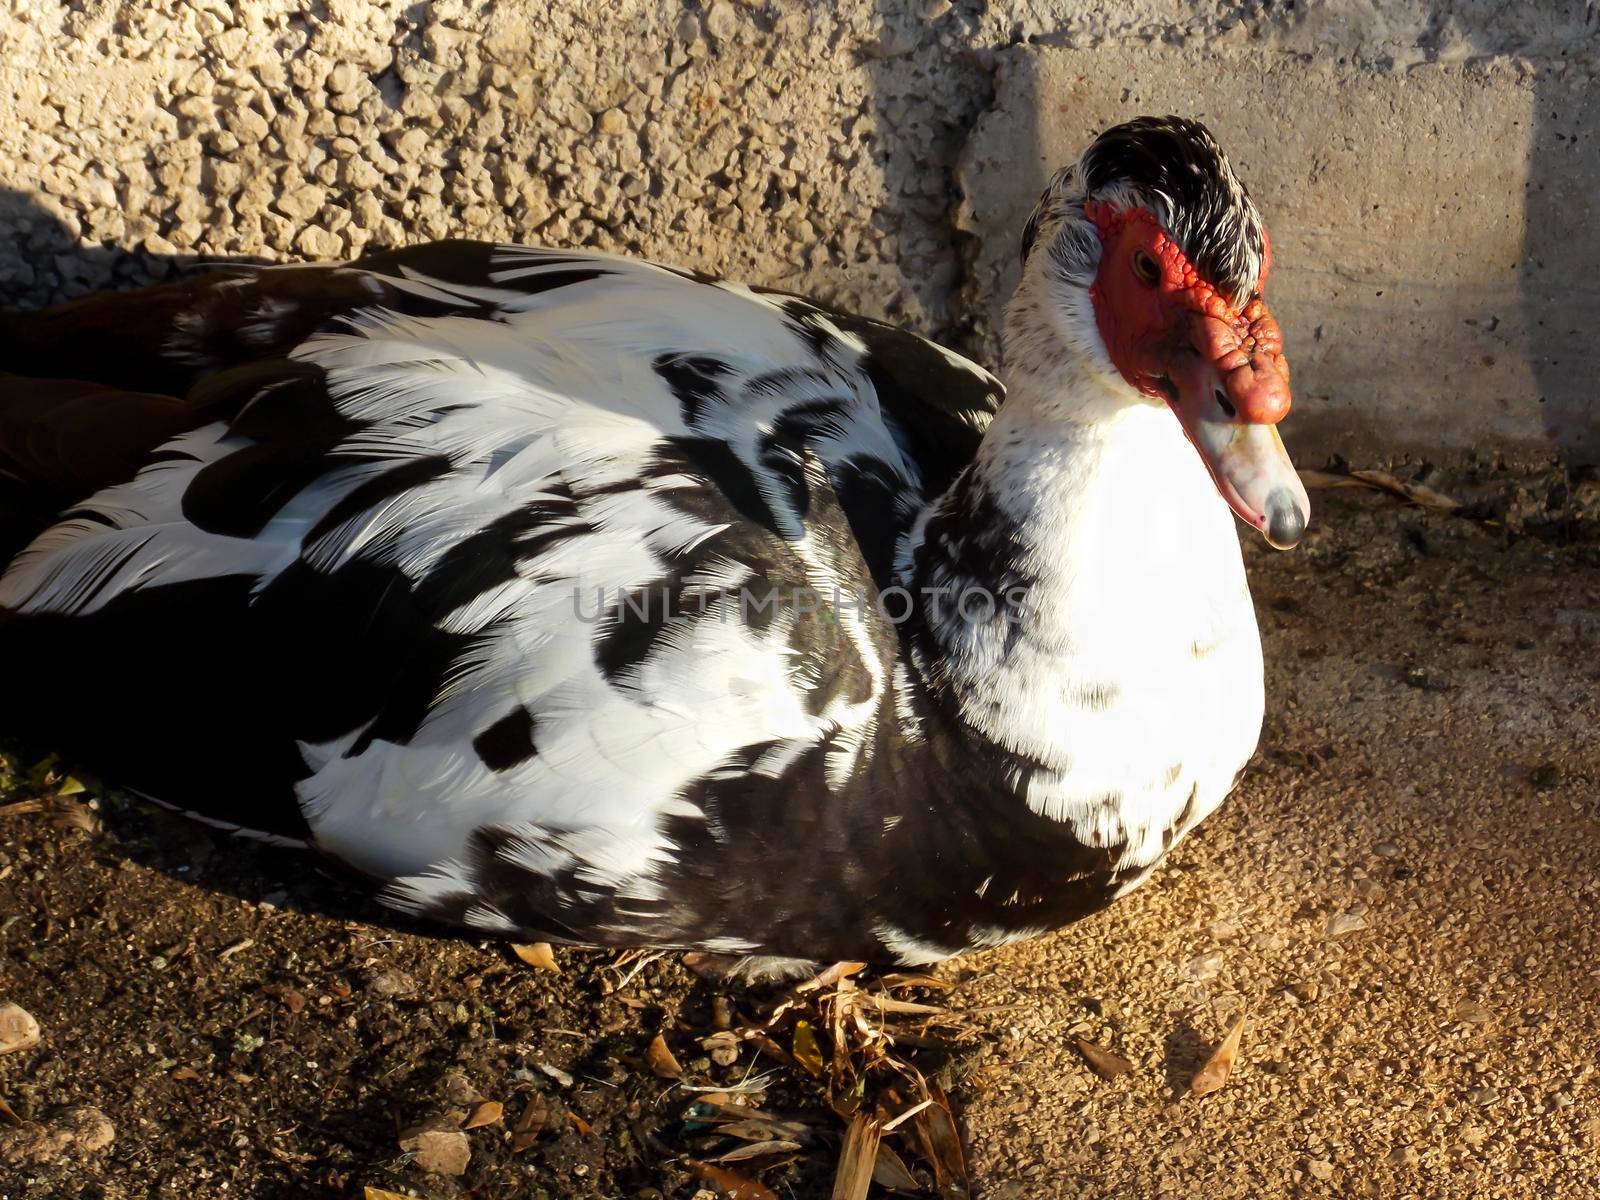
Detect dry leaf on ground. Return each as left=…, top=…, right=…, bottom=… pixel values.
left=509, top=942, right=560, bottom=972
left=791, top=1020, right=824, bottom=1077
left=461, top=1099, right=503, bottom=1130
left=1072, top=1036, right=1133, bottom=1081
left=647, top=1032, right=684, bottom=1079
left=509, top=1093, right=547, bottom=1153
left=912, top=1082, right=970, bottom=1199
left=829, top=1113, right=881, bottom=1200
left=1189, top=1014, right=1247, bottom=1097
left=364, top=1189, right=418, bottom=1200
left=872, top=1141, right=922, bottom=1192
left=685, top=1159, right=779, bottom=1199
left=880, top=1099, right=933, bottom=1133
left=712, top=1138, right=803, bottom=1163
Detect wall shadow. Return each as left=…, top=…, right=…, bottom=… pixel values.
left=1518, top=34, right=1600, bottom=462
left=0, top=187, right=271, bottom=312
left=855, top=0, right=995, bottom=353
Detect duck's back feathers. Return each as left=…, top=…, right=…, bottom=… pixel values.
left=0, top=242, right=1008, bottom=954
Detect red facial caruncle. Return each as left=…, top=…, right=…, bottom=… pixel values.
left=1082, top=200, right=1309, bottom=550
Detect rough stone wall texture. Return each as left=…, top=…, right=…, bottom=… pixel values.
left=0, top=0, right=997, bottom=335
left=0, top=0, right=1596, bottom=461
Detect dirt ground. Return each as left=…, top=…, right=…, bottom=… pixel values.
left=2, top=480, right=1598, bottom=1200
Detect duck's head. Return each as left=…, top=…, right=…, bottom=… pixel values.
left=1014, top=115, right=1309, bottom=550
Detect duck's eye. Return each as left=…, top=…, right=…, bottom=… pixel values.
left=1131, top=249, right=1161, bottom=286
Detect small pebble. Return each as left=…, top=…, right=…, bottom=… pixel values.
left=0, top=1004, right=41, bottom=1056
left=701, top=1030, right=740, bottom=1067
left=366, top=969, right=418, bottom=998
left=1454, top=999, right=1494, bottom=1025
left=703, top=1, right=738, bottom=41
left=1325, top=909, right=1369, bottom=938
left=399, top=1118, right=471, bottom=1176
left=326, top=62, right=360, bottom=94
left=441, top=1071, right=480, bottom=1107
left=296, top=226, right=345, bottom=259
left=388, top=127, right=430, bottom=163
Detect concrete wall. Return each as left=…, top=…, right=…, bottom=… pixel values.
left=0, top=1, right=1596, bottom=463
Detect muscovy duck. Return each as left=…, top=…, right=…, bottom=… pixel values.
left=0, top=116, right=1308, bottom=974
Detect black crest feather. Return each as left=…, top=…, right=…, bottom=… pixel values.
left=1080, top=115, right=1265, bottom=300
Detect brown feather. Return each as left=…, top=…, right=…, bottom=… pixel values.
left=0, top=373, right=205, bottom=557
left=0, top=260, right=386, bottom=396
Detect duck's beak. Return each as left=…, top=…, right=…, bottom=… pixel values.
left=1165, top=305, right=1309, bottom=550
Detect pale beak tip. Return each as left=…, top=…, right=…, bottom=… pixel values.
left=1263, top=487, right=1308, bottom=550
